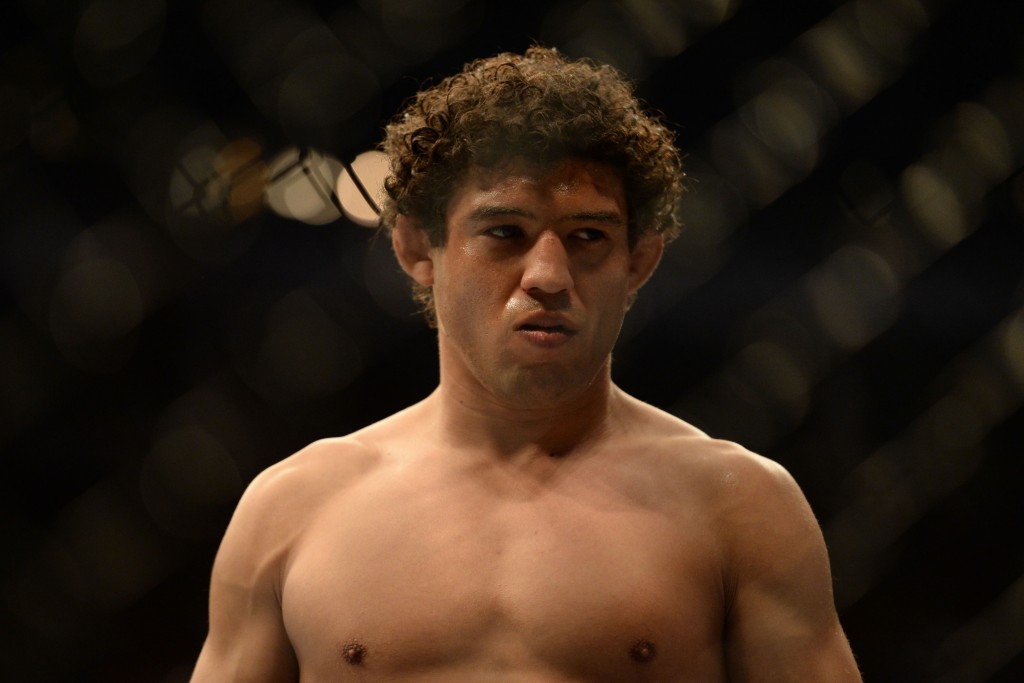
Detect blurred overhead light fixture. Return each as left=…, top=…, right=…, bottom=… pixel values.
left=265, top=147, right=385, bottom=227
left=265, top=147, right=342, bottom=225
left=336, top=150, right=387, bottom=227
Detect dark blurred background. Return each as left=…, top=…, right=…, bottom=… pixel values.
left=2, top=0, right=1022, bottom=681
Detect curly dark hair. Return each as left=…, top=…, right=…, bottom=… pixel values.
left=380, top=46, right=685, bottom=321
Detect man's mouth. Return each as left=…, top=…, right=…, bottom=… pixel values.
left=519, top=323, right=572, bottom=334
left=514, top=319, right=578, bottom=346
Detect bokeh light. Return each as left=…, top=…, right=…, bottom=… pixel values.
left=336, top=149, right=387, bottom=227
left=265, top=147, right=343, bottom=225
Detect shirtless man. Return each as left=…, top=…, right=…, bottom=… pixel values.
left=191, top=47, right=861, bottom=682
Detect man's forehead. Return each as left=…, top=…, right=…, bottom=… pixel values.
left=451, top=157, right=627, bottom=210
left=465, top=156, right=621, bottom=183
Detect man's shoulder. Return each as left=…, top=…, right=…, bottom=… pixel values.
left=208, top=412, right=424, bottom=586
left=619, top=393, right=758, bottom=461
left=625, top=407, right=819, bottom=571
left=645, top=421, right=820, bottom=560
left=619, top=393, right=799, bottom=504
left=225, top=436, right=378, bottom=531
left=238, top=399, right=432, bottom=514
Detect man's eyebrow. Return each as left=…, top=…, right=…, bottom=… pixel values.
left=467, top=206, right=537, bottom=221
left=467, top=207, right=624, bottom=224
left=559, top=211, right=624, bottom=225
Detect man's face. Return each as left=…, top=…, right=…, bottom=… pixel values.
left=427, top=157, right=661, bottom=406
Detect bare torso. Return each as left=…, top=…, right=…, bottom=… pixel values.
left=274, top=395, right=736, bottom=682
left=192, top=153, right=862, bottom=683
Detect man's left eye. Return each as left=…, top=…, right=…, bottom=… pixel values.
left=486, top=225, right=522, bottom=239
left=574, top=228, right=607, bottom=242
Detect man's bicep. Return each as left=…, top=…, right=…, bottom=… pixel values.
left=722, top=457, right=860, bottom=682
left=191, top=475, right=299, bottom=682
left=191, top=569, right=298, bottom=681
left=724, top=569, right=859, bottom=682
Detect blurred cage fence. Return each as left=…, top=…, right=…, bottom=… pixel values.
left=1, top=0, right=1023, bottom=680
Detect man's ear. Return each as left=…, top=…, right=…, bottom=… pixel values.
left=392, top=214, right=435, bottom=286
left=627, top=230, right=664, bottom=295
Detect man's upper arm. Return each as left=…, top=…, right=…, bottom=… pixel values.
left=191, top=466, right=300, bottom=682
left=721, top=453, right=861, bottom=682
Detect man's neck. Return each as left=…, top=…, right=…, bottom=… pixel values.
left=430, top=363, right=620, bottom=460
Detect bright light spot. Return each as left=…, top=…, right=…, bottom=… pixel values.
left=164, top=122, right=236, bottom=232
left=213, top=138, right=267, bottom=222
left=901, top=162, right=968, bottom=249
left=954, top=102, right=1014, bottom=182
left=853, top=0, right=928, bottom=66
left=337, top=150, right=388, bottom=227
left=168, top=144, right=219, bottom=215
left=809, top=245, right=900, bottom=350
left=801, top=18, right=882, bottom=106
left=265, top=148, right=342, bottom=225
left=1000, top=309, right=1024, bottom=388
left=746, top=87, right=822, bottom=171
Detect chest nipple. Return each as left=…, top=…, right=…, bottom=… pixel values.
left=629, top=638, right=657, bottom=663
left=341, top=639, right=367, bottom=665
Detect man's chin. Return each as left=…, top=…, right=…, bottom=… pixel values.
left=490, top=364, right=602, bottom=407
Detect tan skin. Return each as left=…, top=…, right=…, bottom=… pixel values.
left=192, top=158, right=861, bottom=682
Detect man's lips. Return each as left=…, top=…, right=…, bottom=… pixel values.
left=514, top=314, right=578, bottom=334
left=519, top=323, right=572, bottom=333
left=514, top=315, right=578, bottom=343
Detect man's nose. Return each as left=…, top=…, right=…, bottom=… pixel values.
left=520, top=232, right=573, bottom=295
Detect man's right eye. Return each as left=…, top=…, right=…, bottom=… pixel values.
left=485, top=225, right=522, bottom=239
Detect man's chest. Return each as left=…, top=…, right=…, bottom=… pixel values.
left=280, top=471, right=726, bottom=680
